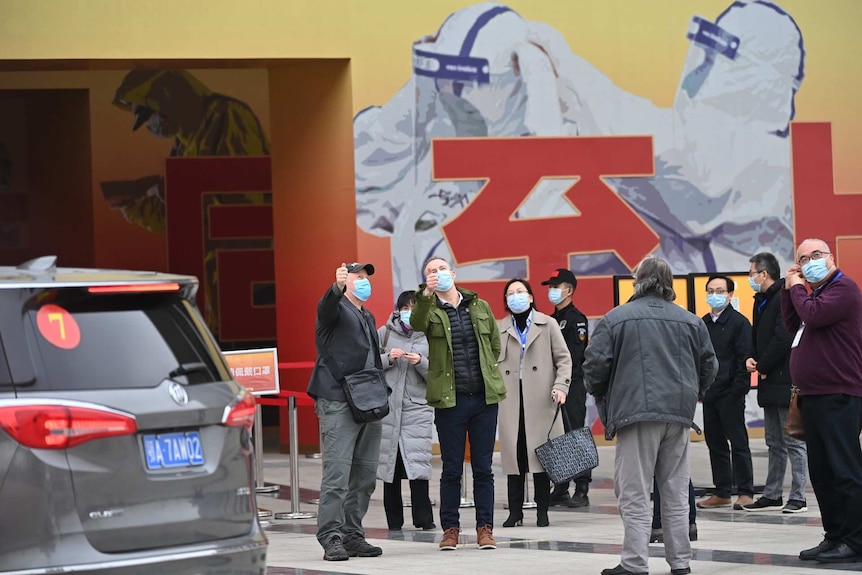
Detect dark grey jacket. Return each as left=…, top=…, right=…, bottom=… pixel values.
left=583, top=294, right=718, bottom=439
left=307, top=283, right=381, bottom=401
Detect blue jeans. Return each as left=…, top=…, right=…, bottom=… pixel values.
left=434, top=393, right=499, bottom=530
left=762, top=405, right=808, bottom=502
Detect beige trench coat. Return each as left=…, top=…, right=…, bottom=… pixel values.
left=497, top=310, right=572, bottom=475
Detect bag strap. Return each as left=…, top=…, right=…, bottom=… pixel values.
left=547, top=404, right=574, bottom=440
left=379, top=324, right=393, bottom=354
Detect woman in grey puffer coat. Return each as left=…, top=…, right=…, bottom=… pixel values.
left=377, top=291, right=435, bottom=531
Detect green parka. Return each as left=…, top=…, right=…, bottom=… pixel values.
left=411, top=286, right=506, bottom=409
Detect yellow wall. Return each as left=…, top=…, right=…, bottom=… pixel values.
left=2, top=0, right=861, bottom=189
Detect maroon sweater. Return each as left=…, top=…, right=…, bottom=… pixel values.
left=780, top=270, right=862, bottom=396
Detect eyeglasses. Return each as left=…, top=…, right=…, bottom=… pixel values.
left=706, top=289, right=727, bottom=295
left=748, top=269, right=764, bottom=277
left=506, top=290, right=529, bottom=297
left=798, top=251, right=830, bottom=266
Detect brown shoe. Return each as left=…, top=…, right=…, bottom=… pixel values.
left=439, top=527, right=460, bottom=551
left=477, top=524, right=496, bottom=549
left=696, top=495, right=732, bottom=509
left=733, top=495, right=754, bottom=510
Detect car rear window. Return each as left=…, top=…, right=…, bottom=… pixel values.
left=22, top=290, right=227, bottom=391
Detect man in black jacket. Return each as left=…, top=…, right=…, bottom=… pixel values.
left=741, top=252, right=808, bottom=513
left=697, top=275, right=755, bottom=510
left=307, top=262, right=384, bottom=561
left=542, top=268, right=591, bottom=507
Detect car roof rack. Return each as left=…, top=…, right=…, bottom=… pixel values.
left=16, top=256, right=58, bottom=272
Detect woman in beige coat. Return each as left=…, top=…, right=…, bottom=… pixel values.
left=497, top=278, right=572, bottom=527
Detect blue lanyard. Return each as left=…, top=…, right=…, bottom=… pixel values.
left=513, top=312, right=533, bottom=356
left=757, top=297, right=768, bottom=314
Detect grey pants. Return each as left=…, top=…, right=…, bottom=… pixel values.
left=315, top=398, right=382, bottom=545
left=615, top=422, right=691, bottom=574
left=762, top=405, right=808, bottom=502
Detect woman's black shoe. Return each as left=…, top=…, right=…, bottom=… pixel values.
left=537, top=511, right=550, bottom=527
left=502, top=513, right=524, bottom=527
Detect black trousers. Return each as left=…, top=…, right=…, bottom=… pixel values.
left=703, top=394, right=754, bottom=498
left=557, top=379, right=591, bottom=489
left=801, top=394, right=862, bottom=554
left=383, top=449, right=434, bottom=529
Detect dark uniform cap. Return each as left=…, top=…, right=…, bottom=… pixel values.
left=346, top=262, right=375, bottom=276
left=541, top=268, right=577, bottom=288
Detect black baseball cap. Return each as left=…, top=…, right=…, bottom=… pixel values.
left=346, top=262, right=375, bottom=276
left=541, top=268, right=577, bottom=288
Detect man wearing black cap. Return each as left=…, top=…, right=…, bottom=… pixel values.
left=308, top=262, right=384, bottom=561
left=542, top=268, right=591, bottom=507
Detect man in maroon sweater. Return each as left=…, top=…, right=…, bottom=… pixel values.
left=781, top=238, right=862, bottom=564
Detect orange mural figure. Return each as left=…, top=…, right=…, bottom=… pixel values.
left=102, top=69, right=272, bottom=340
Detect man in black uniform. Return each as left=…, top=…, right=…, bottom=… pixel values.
left=542, top=268, right=591, bottom=507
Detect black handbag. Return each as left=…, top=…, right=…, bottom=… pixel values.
left=534, top=404, right=599, bottom=484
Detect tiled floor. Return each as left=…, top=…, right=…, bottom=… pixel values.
left=257, top=437, right=862, bottom=574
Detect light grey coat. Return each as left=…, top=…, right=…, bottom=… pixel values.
left=497, top=310, right=572, bottom=475
left=376, top=314, right=433, bottom=482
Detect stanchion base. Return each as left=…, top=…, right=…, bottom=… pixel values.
left=305, top=453, right=323, bottom=459
left=255, top=485, right=280, bottom=494
left=257, top=508, right=274, bottom=519
left=274, top=511, right=317, bottom=520
left=306, top=498, right=320, bottom=505
left=459, top=498, right=475, bottom=508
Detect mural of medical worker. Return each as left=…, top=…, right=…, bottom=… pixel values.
left=104, top=69, right=270, bottom=233
left=103, top=69, right=271, bottom=340
left=355, top=1, right=805, bottom=293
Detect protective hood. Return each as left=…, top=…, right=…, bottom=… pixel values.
left=674, top=0, right=805, bottom=137
left=113, top=70, right=212, bottom=132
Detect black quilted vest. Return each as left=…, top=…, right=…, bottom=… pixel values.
left=440, top=295, right=484, bottom=395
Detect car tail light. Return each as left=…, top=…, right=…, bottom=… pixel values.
left=222, top=391, right=256, bottom=431
left=0, top=404, right=138, bottom=449
left=87, top=283, right=181, bottom=294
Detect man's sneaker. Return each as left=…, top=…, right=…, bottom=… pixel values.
left=322, top=534, right=349, bottom=561
left=800, top=537, right=839, bottom=560
left=439, top=527, right=460, bottom=551
left=342, top=535, right=382, bottom=557
left=742, top=496, right=783, bottom=512
left=477, top=524, right=497, bottom=549
left=783, top=499, right=808, bottom=513
left=696, top=495, right=731, bottom=509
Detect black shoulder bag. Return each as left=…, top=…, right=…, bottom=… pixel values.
left=318, top=308, right=390, bottom=424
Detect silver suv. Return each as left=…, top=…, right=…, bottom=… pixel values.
left=0, top=257, right=267, bottom=574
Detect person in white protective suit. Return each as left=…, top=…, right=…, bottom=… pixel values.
left=354, top=0, right=805, bottom=293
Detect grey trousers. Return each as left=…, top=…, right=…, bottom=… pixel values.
left=615, top=422, right=691, bottom=573
left=762, top=405, right=808, bottom=502
left=315, top=398, right=382, bottom=545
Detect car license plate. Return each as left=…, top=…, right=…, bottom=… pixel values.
left=143, top=431, right=205, bottom=470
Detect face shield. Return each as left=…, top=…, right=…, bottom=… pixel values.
left=674, top=6, right=804, bottom=136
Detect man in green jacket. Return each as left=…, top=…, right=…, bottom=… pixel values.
left=411, top=256, right=505, bottom=552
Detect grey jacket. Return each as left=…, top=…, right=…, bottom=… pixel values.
left=583, top=294, right=718, bottom=439
left=376, top=315, right=433, bottom=482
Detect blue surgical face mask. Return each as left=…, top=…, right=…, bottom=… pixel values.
left=352, top=278, right=371, bottom=301
left=706, top=293, right=727, bottom=310
left=748, top=275, right=762, bottom=293
left=435, top=270, right=454, bottom=292
left=802, top=258, right=830, bottom=283
left=548, top=287, right=565, bottom=305
left=507, top=293, right=531, bottom=313
left=399, top=310, right=412, bottom=326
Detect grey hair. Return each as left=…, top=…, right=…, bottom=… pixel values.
left=631, top=256, right=676, bottom=302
